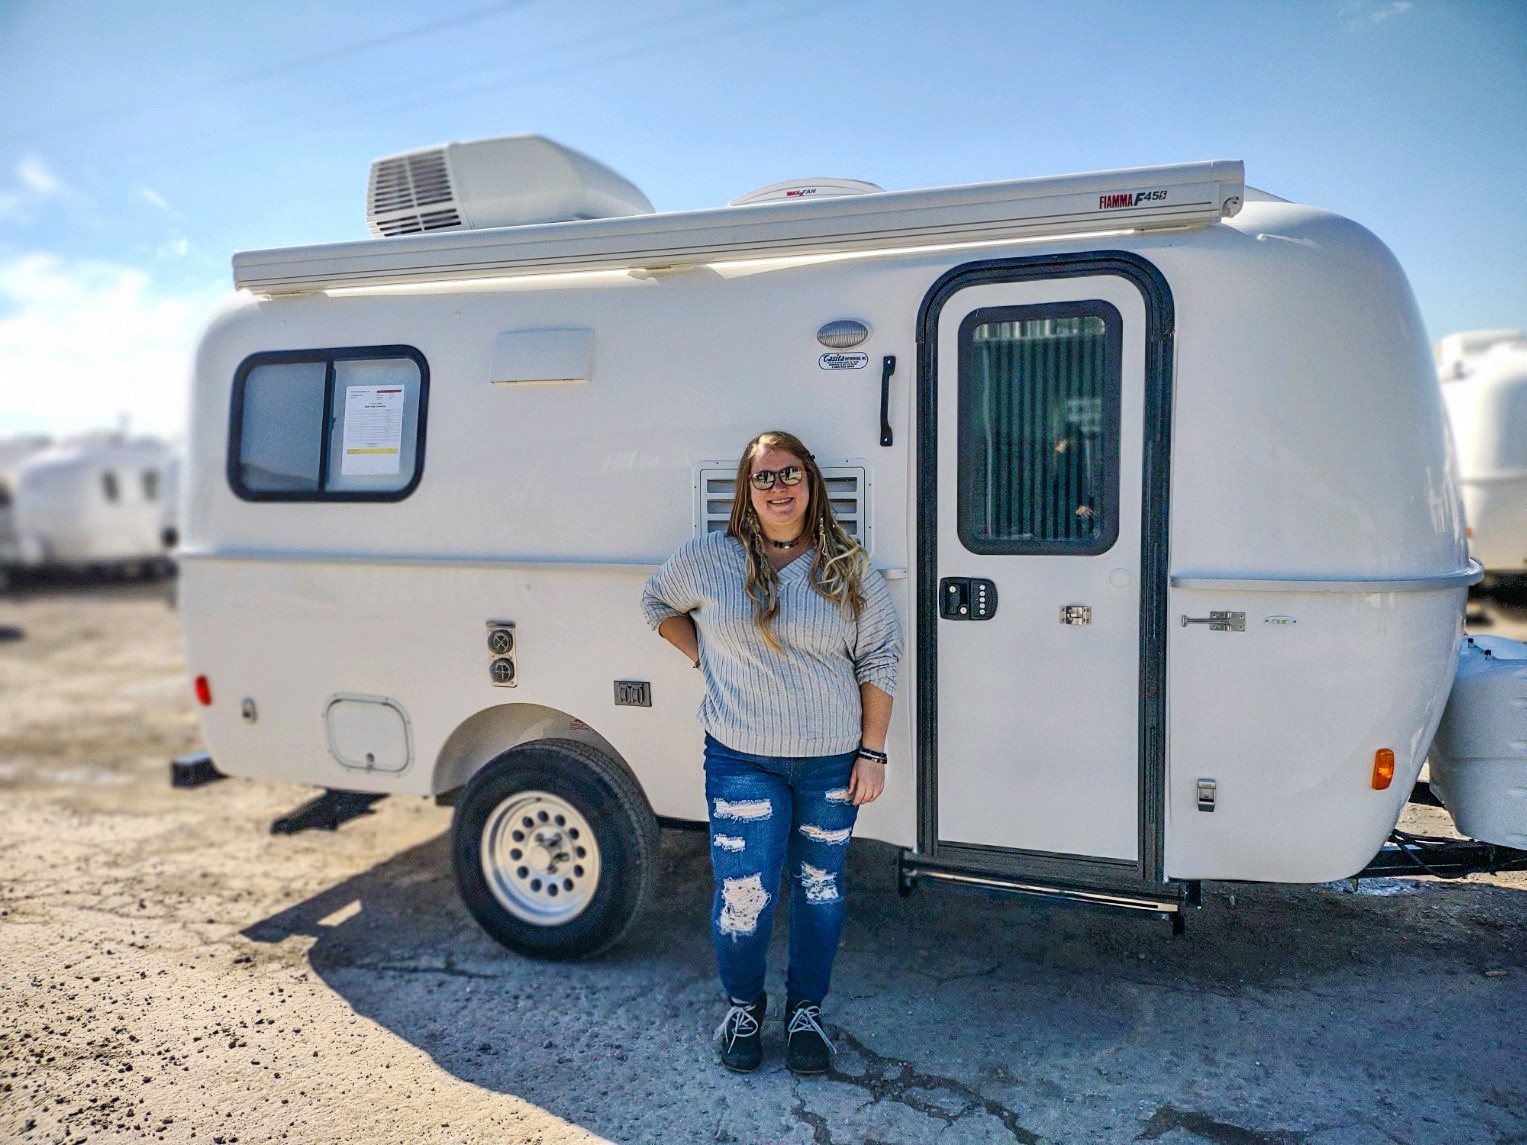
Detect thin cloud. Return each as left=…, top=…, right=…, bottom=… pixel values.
left=1341, top=0, right=1414, bottom=29
left=0, top=155, right=78, bottom=222
left=0, top=253, right=229, bottom=437
left=138, top=186, right=173, bottom=212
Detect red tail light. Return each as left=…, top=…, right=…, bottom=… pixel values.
left=194, top=675, right=212, bottom=706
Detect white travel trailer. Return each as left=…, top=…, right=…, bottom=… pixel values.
left=12, top=434, right=176, bottom=577
left=1436, top=329, right=1527, bottom=584
left=180, top=136, right=1515, bottom=960
left=0, top=434, right=53, bottom=580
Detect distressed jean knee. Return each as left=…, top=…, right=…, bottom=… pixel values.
left=717, top=872, right=771, bottom=936
left=796, top=861, right=842, bottom=906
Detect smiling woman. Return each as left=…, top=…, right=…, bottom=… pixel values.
left=640, top=428, right=902, bottom=1076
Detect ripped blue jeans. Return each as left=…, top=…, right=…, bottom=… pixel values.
left=703, top=733, right=860, bottom=1006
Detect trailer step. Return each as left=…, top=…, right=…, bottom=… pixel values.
left=169, top=751, right=225, bottom=788
left=898, top=852, right=1199, bottom=934
left=270, top=790, right=386, bottom=835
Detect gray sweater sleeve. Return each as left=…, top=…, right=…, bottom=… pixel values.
left=640, top=538, right=704, bottom=629
left=852, top=568, right=902, bottom=695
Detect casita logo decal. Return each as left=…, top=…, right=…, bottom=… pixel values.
left=1098, top=189, right=1169, bottom=210
left=819, top=352, right=869, bottom=370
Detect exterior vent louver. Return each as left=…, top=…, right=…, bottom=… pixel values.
left=695, top=462, right=870, bottom=553
left=368, top=149, right=464, bottom=237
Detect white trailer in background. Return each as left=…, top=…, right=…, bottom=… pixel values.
left=0, top=435, right=53, bottom=582
left=178, top=136, right=1522, bottom=960
left=11, top=434, right=177, bottom=578
left=1437, top=330, right=1527, bottom=585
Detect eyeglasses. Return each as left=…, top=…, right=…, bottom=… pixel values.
left=749, top=465, right=804, bottom=491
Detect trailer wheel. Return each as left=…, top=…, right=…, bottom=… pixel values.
left=451, top=738, right=659, bottom=960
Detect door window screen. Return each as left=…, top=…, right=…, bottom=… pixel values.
left=957, top=302, right=1121, bottom=555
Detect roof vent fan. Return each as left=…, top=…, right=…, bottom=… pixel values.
left=728, top=178, right=885, bottom=207
left=366, top=134, right=655, bottom=238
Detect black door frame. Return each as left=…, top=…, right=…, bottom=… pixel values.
left=911, top=251, right=1179, bottom=898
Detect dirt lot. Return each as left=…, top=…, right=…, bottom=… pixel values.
left=1, top=581, right=1525, bottom=1145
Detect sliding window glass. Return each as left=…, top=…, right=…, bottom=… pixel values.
left=229, top=346, right=428, bottom=501
left=957, top=302, right=1121, bottom=555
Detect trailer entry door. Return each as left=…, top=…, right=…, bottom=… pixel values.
left=916, top=255, right=1174, bottom=894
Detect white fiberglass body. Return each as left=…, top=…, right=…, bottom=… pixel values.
left=13, top=436, right=175, bottom=569
left=0, top=434, right=52, bottom=567
left=180, top=164, right=1468, bottom=895
left=1439, top=335, right=1527, bottom=577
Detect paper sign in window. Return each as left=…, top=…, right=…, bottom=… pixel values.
left=340, top=386, right=404, bottom=475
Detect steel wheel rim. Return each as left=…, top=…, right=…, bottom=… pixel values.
left=480, top=790, right=601, bottom=925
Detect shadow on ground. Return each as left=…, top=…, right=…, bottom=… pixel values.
left=242, top=826, right=1527, bottom=1144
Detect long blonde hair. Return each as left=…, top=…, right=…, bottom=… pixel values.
left=727, top=430, right=868, bottom=652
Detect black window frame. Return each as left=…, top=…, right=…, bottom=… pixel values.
left=227, top=345, right=430, bottom=503
left=955, top=300, right=1122, bottom=557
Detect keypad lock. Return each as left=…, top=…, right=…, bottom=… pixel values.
left=939, top=577, right=998, bottom=620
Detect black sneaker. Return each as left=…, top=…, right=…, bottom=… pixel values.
left=785, top=999, right=835, bottom=1075
left=715, top=994, right=766, bottom=1072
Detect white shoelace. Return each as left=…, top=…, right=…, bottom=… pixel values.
left=714, top=1000, right=761, bottom=1048
left=786, top=1005, right=836, bottom=1054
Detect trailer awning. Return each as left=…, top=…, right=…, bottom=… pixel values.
left=233, top=160, right=1245, bottom=297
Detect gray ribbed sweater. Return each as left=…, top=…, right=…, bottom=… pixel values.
left=641, top=531, right=902, bottom=756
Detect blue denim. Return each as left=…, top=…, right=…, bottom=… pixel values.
left=703, top=733, right=860, bottom=1006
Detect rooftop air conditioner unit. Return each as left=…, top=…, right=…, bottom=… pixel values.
left=365, top=135, right=655, bottom=238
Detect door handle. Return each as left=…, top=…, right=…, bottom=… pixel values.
left=1181, top=611, right=1245, bottom=632
left=939, top=577, right=997, bottom=620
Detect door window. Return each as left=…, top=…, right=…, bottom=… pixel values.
left=956, top=302, right=1121, bottom=555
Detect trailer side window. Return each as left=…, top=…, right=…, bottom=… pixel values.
left=229, top=347, right=428, bottom=501
left=956, top=303, right=1121, bottom=555
left=101, top=471, right=120, bottom=503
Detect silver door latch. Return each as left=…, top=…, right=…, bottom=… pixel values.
left=1197, top=778, right=1217, bottom=811
left=1181, top=611, right=1245, bottom=632
left=1059, top=605, right=1092, bottom=625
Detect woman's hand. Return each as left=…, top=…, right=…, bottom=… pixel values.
left=848, top=756, right=884, bottom=805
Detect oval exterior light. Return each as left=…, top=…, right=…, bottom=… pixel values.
left=817, top=319, right=870, bottom=349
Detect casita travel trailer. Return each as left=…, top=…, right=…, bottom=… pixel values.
left=0, top=434, right=52, bottom=583
left=179, top=136, right=1526, bottom=959
left=1436, top=329, right=1527, bottom=586
left=10, top=434, right=177, bottom=579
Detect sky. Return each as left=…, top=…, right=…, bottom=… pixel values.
left=0, top=0, right=1523, bottom=439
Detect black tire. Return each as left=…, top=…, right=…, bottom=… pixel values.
left=451, top=737, right=659, bottom=960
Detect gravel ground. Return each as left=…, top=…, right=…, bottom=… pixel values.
left=1, top=580, right=1524, bottom=1145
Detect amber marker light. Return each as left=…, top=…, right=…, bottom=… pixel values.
left=1371, top=748, right=1395, bottom=790
left=194, top=676, right=213, bottom=706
